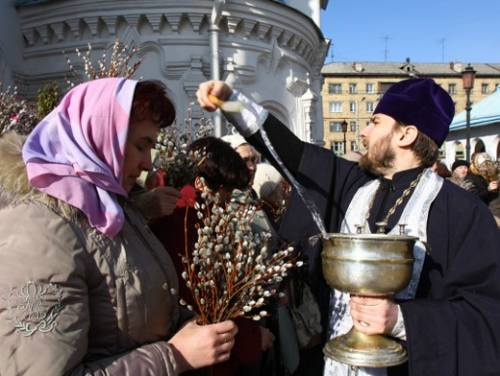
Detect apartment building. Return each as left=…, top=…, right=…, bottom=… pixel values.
left=322, top=59, right=500, bottom=154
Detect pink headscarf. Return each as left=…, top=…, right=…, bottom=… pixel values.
left=22, top=77, right=138, bottom=238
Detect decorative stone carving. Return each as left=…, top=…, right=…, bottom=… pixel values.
left=65, top=19, right=81, bottom=39
left=266, top=40, right=285, bottom=74
left=182, top=57, right=208, bottom=118
left=50, top=22, right=65, bottom=42
left=188, top=13, right=206, bottom=33
left=241, top=19, right=257, bottom=38
left=18, top=11, right=317, bottom=67
left=36, top=25, right=49, bottom=44
left=123, top=14, right=139, bottom=31
left=11, top=0, right=327, bottom=142
left=256, top=23, right=271, bottom=41
left=223, top=56, right=256, bottom=85
left=302, top=88, right=317, bottom=143
left=280, top=30, right=294, bottom=48
left=165, top=13, right=182, bottom=33
left=21, top=28, right=36, bottom=46
left=145, top=14, right=163, bottom=33
left=226, top=16, right=241, bottom=34
left=270, top=26, right=284, bottom=43
left=83, top=16, right=99, bottom=37
left=286, top=76, right=309, bottom=97
left=100, top=16, right=117, bottom=36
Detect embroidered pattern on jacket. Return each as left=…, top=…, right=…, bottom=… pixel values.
left=4, top=281, right=63, bottom=337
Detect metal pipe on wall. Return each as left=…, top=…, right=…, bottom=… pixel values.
left=210, top=0, right=225, bottom=137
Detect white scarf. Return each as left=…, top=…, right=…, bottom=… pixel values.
left=324, top=168, right=443, bottom=376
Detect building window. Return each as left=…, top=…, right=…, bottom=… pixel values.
left=328, top=83, right=342, bottom=94
left=496, top=83, right=500, bottom=90
left=448, top=84, right=456, bottom=95
left=474, top=138, right=486, bottom=153
left=329, top=101, right=342, bottom=113
left=349, top=101, right=357, bottom=113
left=366, top=101, right=374, bottom=112
left=331, top=141, right=344, bottom=154
left=351, top=141, right=358, bottom=151
left=349, top=83, right=357, bottom=94
left=350, top=121, right=357, bottom=132
left=438, top=146, right=446, bottom=159
left=329, top=121, right=343, bottom=133
left=481, top=83, right=489, bottom=94
left=379, top=82, right=394, bottom=94
left=366, top=83, right=374, bottom=93
left=455, top=142, right=465, bottom=160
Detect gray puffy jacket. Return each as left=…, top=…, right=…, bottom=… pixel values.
left=0, top=132, right=182, bottom=375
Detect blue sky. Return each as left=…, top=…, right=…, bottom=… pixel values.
left=320, top=0, right=500, bottom=63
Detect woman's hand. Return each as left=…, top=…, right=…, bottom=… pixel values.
left=134, top=186, right=180, bottom=221
left=196, top=81, right=233, bottom=112
left=488, top=180, right=498, bottom=192
left=168, top=319, right=238, bottom=372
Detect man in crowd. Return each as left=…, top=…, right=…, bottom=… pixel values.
left=222, top=133, right=260, bottom=185
left=197, top=78, right=500, bottom=376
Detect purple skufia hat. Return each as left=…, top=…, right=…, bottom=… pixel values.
left=373, top=78, right=455, bottom=146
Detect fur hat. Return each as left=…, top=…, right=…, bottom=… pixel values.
left=451, top=159, right=469, bottom=171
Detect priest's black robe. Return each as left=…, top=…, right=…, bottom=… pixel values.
left=246, top=114, right=500, bottom=376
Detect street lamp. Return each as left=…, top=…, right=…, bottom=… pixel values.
left=461, top=63, right=476, bottom=162
left=341, top=119, right=348, bottom=155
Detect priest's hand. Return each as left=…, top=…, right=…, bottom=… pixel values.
left=197, top=80, right=233, bottom=112
left=349, top=296, right=398, bottom=335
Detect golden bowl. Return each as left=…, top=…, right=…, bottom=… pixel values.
left=321, top=233, right=416, bottom=368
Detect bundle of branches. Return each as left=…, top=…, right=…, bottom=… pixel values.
left=180, top=191, right=301, bottom=324
left=153, top=113, right=214, bottom=189
left=64, top=40, right=142, bottom=87
left=154, top=127, right=200, bottom=189
left=0, top=85, right=37, bottom=136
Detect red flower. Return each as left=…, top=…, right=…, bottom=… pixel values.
left=9, top=113, right=20, bottom=123
left=176, top=184, right=197, bottom=208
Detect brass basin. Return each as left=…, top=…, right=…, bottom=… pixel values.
left=322, top=233, right=415, bottom=296
left=321, top=233, right=416, bottom=368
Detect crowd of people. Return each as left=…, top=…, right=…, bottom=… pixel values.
left=433, top=154, right=499, bottom=225
left=0, top=75, right=499, bottom=376
left=197, top=77, right=500, bottom=376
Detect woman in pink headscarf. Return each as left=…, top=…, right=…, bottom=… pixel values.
left=0, top=78, right=237, bottom=375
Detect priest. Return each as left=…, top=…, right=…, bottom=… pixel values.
left=197, top=78, right=500, bottom=376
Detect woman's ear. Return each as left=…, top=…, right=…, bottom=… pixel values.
left=397, top=125, right=418, bottom=147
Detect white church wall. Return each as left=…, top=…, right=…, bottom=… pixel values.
left=0, top=0, right=329, bottom=143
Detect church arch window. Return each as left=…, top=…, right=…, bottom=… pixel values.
left=454, top=141, right=465, bottom=160
left=474, top=138, right=486, bottom=154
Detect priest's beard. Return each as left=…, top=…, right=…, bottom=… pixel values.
left=359, top=135, right=395, bottom=176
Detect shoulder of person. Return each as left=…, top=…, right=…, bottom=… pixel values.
left=439, top=179, right=494, bottom=218
left=0, top=201, right=88, bottom=260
